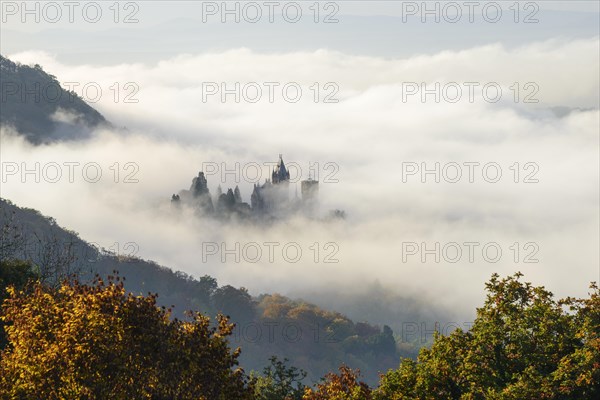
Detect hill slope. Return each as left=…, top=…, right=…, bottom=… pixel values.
left=0, top=55, right=108, bottom=143
left=0, top=198, right=399, bottom=384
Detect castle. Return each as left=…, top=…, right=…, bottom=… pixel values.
left=171, top=155, right=319, bottom=220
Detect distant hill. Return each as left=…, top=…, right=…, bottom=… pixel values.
left=0, top=198, right=401, bottom=384
left=0, top=55, right=108, bottom=143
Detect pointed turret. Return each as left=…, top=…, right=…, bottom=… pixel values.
left=272, top=154, right=290, bottom=184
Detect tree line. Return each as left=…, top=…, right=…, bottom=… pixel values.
left=1, top=260, right=598, bottom=399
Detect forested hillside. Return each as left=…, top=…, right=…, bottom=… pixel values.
left=0, top=198, right=399, bottom=383
left=0, top=55, right=108, bottom=143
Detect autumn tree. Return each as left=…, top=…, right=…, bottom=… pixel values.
left=0, top=275, right=254, bottom=399
left=303, top=365, right=372, bottom=400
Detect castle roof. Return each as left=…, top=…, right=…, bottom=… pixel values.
left=273, top=154, right=290, bottom=182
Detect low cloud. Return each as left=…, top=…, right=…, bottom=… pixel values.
left=2, top=39, right=598, bottom=322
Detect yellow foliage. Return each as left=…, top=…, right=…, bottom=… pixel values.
left=0, top=276, right=254, bottom=399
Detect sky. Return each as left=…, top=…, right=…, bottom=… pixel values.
left=1, top=1, right=599, bottom=324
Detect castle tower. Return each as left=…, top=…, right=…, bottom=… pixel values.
left=270, top=154, right=290, bottom=210
left=190, top=172, right=210, bottom=197
left=250, top=155, right=292, bottom=215
left=272, top=154, right=290, bottom=184
left=189, top=171, right=213, bottom=214
left=301, top=177, right=319, bottom=215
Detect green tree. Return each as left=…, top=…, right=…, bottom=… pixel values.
left=0, top=259, right=38, bottom=350
left=0, top=275, right=254, bottom=399
left=551, top=282, right=600, bottom=397
left=374, top=273, right=600, bottom=400
left=212, top=285, right=256, bottom=324
left=254, top=356, right=307, bottom=400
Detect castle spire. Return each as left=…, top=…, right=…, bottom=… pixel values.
left=273, top=153, right=290, bottom=184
